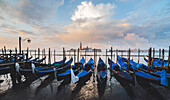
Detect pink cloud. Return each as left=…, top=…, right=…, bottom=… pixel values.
left=124, top=33, right=135, bottom=40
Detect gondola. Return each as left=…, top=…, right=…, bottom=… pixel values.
left=117, top=56, right=168, bottom=87
left=108, top=58, right=134, bottom=85
left=37, top=57, right=73, bottom=76
left=72, top=58, right=93, bottom=84
left=125, top=56, right=170, bottom=82
left=144, top=57, right=167, bottom=70
left=97, top=57, right=107, bottom=84
left=19, top=57, right=68, bottom=76
left=57, top=57, right=85, bottom=81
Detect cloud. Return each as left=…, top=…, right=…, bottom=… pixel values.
left=71, top=1, right=115, bottom=22
left=0, top=0, right=64, bottom=24
left=125, top=33, right=134, bottom=40
left=5, top=28, right=34, bottom=35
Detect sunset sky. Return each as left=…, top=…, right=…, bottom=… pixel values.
left=0, top=0, right=170, bottom=50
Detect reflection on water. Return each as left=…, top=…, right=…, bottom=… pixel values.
left=0, top=68, right=170, bottom=100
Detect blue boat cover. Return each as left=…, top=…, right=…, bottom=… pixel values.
left=58, top=69, right=75, bottom=76
left=117, top=58, right=128, bottom=70
left=83, top=58, right=93, bottom=69
left=135, top=70, right=168, bottom=86
left=58, top=58, right=85, bottom=76
left=57, top=57, right=73, bottom=68
left=108, top=58, right=122, bottom=70
left=97, top=57, right=107, bottom=70
left=77, top=58, right=93, bottom=77
left=76, top=70, right=89, bottom=77
left=160, top=70, right=168, bottom=86
left=129, top=59, right=152, bottom=69
left=135, top=71, right=160, bottom=79
left=117, top=56, right=168, bottom=86
left=144, top=58, right=163, bottom=67
left=154, top=70, right=170, bottom=77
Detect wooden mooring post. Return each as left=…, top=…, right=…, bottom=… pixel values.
left=48, top=48, right=51, bottom=64
left=148, top=48, right=152, bottom=73
left=159, top=49, right=161, bottom=64
left=26, top=47, right=29, bottom=62
left=85, top=50, right=86, bottom=64
left=167, top=46, right=170, bottom=72
left=138, top=49, right=140, bottom=63
left=121, top=50, right=123, bottom=57
left=128, top=48, right=130, bottom=70
left=63, top=47, right=65, bottom=60
left=152, top=48, right=155, bottom=67
left=77, top=48, right=79, bottom=62
left=35, top=49, right=36, bottom=58
left=9, top=50, right=12, bottom=61
left=74, top=50, right=76, bottom=64
left=38, top=48, right=40, bottom=60
left=54, top=50, right=56, bottom=62
left=105, top=49, right=107, bottom=64
left=116, top=49, right=118, bottom=63
left=111, top=47, right=113, bottom=62
left=162, top=49, right=164, bottom=67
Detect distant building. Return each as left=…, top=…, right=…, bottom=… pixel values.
left=67, top=42, right=102, bottom=52
left=79, top=42, right=102, bottom=52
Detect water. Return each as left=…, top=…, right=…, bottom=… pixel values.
left=0, top=50, right=170, bottom=100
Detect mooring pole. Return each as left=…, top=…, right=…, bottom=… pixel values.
left=44, top=49, right=46, bottom=64
left=167, top=46, right=170, bottom=72
left=138, top=49, right=140, bottom=63
left=152, top=48, right=155, bottom=67
left=74, top=50, right=76, bottom=64
left=111, top=47, right=113, bottom=62
left=162, top=49, right=164, bottom=67
left=77, top=48, right=79, bottom=62
left=19, top=37, right=22, bottom=54
left=116, top=49, right=118, bottom=63
left=85, top=50, right=86, bottom=64
left=148, top=48, right=152, bottom=73
left=35, top=50, right=36, bottom=58
left=48, top=48, right=51, bottom=64
left=121, top=50, right=123, bottom=57
left=9, top=50, right=12, bottom=61
left=128, top=48, right=130, bottom=70
left=38, top=48, right=40, bottom=60
left=105, top=49, right=107, bottom=64
left=4, top=46, right=6, bottom=60
left=54, top=50, right=56, bottom=62
left=94, top=48, right=96, bottom=67
left=63, top=47, right=65, bottom=60
left=26, top=47, right=29, bottom=62
left=159, top=49, right=161, bottom=64
left=93, top=48, right=96, bottom=83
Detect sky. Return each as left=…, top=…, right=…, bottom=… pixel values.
left=0, top=0, right=170, bottom=51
